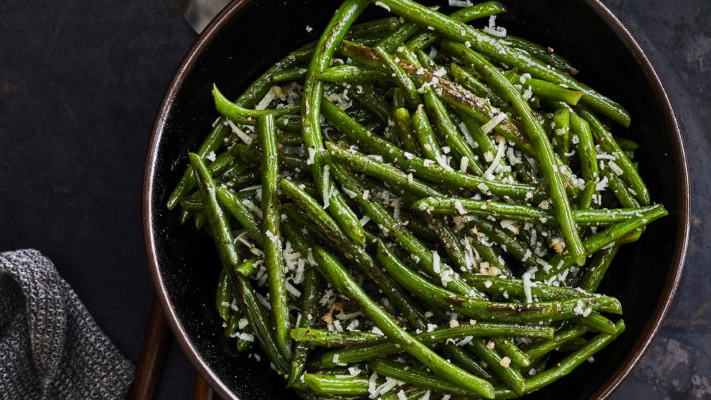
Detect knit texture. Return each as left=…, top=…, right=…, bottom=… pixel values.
left=0, top=249, right=134, bottom=399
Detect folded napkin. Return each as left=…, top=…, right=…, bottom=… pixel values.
left=0, top=249, right=134, bottom=399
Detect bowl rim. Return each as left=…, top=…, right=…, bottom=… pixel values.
left=142, top=1, right=690, bottom=399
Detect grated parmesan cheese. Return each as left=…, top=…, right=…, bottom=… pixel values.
left=255, top=88, right=276, bottom=110
left=454, top=200, right=467, bottom=215
left=448, top=0, right=473, bottom=6
left=306, top=147, right=316, bottom=165
left=322, top=165, right=331, bottom=209
left=374, top=1, right=390, bottom=11
left=608, top=160, right=624, bottom=175
left=483, top=15, right=507, bottom=37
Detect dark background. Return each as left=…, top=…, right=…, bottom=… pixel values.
left=0, top=0, right=708, bottom=398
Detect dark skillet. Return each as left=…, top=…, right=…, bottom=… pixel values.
left=142, top=1, right=690, bottom=398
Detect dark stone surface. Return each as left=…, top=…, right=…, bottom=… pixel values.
left=0, top=0, right=707, bottom=398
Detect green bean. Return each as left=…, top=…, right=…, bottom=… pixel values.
left=301, top=0, right=368, bottom=246
left=523, top=325, right=588, bottom=364
left=393, top=107, right=421, bottom=155
left=220, top=167, right=259, bottom=189
left=466, top=339, right=525, bottom=395
left=578, top=180, right=597, bottom=210
left=276, top=131, right=305, bottom=146
left=376, top=242, right=620, bottom=323
left=235, top=256, right=259, bottom=278
left=350, top=83, right=391, bottom=123
left=441, top=40, right=585, bottom=264
left=414, top=196, right=662, bottom=228
left=469, top=237, right=511, bottom=277
left=179, top=207, right=193, bottom=225
left=326, top=142, right=441, bottom=198
left=194, top=211, right=206, bottom=230
left=413, top=104, right=446, bottom=162
left=405, top=1, right=508, bottom=51
left=579, top=312, right=617, bottom=335
left=463, top=275, right=620, bottom=312
left=376, top=21, right=420, bottom=52
left=223, top=308, right=252, bottom=352
left=280, top=178, right=429, bottom=327
left=213, top=85, right=300, bottom=123
left=570, top=111, right=599, bottom=182
left=167, top=122, right=230, bottom=210
left=229, top=143, right=309, bottom=172
left=320, top=65, right=388, bottom=83
left=395, top=44, right=422, bottom=66
left=496, top=34, right=579, bottom=75
left=303, top=243, right=495, bottom=398
left=215, top=269, right=232, bottom=321
left=283, top=205, right=333, bottom=246
left=276, top=115, right=303, bottom=131
left=556, top=337, right=589, bottom=353
left=576, top=107, right=649, bottom=204
left=407, top=215, right=440, bottom=242
left=347, top=16, right=402, bottom=38
left=322, top=98, right=544, bottom=201
left=271, top=67, right=308, bottom=83
left=370, top=359, right=482, bottom=396
left=578, top=244, right=621, bottom=292
left=347, top=106, right=378, bottom=126
left=235, top=276, right=290, bottom=373
left=290, top=328, right=384, bottom=347
left=180, top=195, right=202, bottom=211
left=375, top=5, right=442, bottom=53
left=321, top=318, right=553, bottom=368
left=392, top=87, right=406, bottom=109
left=423, top=87, right=485, bottom=175
left=372, top=0, right=630, bottom=126
left=465, top=216, right=538, bottom=269
left=450, top=64, right=508, bottom=110
left=216, top=187, right=262, bottom=244
left=524, top=320, right=625, bottom=393
left=601, top=164, right=640, bottom=209
left=551, top=108, right=571, bottom=160
left=287, top=266, right=320, bottom=388
left=444, top=344, right=494, bottom=380
left=492, top=337, right=531, bottom=368
left=424, top=213, right=469, bottom=273
left=303, top=374, right=369, bottom=396
left=415, top=49, right=441, bottom=74
left=207, top=151, right=238, bottom=177
left=505, top=71, right=583, bottom=105
left=258, top=115, right=291, bottom=360
left=380, top=386, right=429, bottom=400
left=188, top=153, right=241, bottom=269
left=232, top=258, right=259, bottom=352
left=616, top=137, right=639, bottom=151
left=374, top=46, right=420, bottom=107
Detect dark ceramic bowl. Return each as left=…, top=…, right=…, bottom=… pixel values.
left=143, top=1, right=690, bottom=398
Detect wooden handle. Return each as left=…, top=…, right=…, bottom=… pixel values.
left=130, top=297, right=170, bottom=400
left=194, top=371, right=215, bottom=400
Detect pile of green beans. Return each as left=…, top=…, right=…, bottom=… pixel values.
left=168, top=1, right=665, bottom=398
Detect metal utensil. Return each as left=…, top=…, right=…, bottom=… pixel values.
left=182, top=0, right=231, bottom=34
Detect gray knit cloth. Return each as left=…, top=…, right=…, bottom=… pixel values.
left=0, top=249, right=134, bottom=399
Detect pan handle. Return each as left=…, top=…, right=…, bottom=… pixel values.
left=130, top=296, right=170, bottom=400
